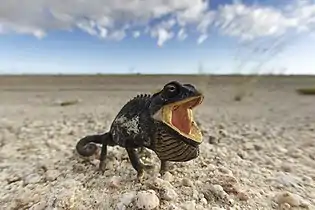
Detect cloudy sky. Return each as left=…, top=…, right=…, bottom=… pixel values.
left=0, top=0, right=315, bottom=75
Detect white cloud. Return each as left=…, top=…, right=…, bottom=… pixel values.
left=177, top=28, right=188, bottom=40
left=197, top=34, right=208, bottom=44
left=0, top=0, right=315, bottom=45
left=133, top=31, right=140, bottom=38
left=151, top=28, right=174, bottom=47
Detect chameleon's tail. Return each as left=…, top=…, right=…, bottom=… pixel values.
left=75, top=133, right=107, bottom=157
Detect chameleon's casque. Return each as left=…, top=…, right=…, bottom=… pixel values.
left=75, top=80, right=204, bottom=180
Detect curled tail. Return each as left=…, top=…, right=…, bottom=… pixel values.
left=75, top=133, right=108, bottom=156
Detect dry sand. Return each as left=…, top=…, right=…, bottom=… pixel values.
left=0, top=75, right=314, bottom=210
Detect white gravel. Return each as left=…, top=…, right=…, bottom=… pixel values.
left=0, top=76, right=315, bottom=210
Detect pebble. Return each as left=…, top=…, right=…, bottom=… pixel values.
left=243, top=142, right=254, bottom=150
left=24, top=173, right=42, bottom=185
left=212, top=174, right=239, bottom=195
left=211, top=207, right=225, bottom=210
left=168, top=204, right=181, bottom=210
left=237, top=191, right=250, bottom=201
left=163, top=172, right=174, bottom=182
left=208, top=164, right=217, bottom=171
left=274, top=191, right=301, bottom=207
left=182, top=200, right=196, bottom=210
left=275, top=146, right=288, bottom=153
left=90, top=159, right=100, bottom=167
left=279, top=203, right=291, bottom=210
left=135, top=190, right=160, bottom=210
left=200, top=197, right=207, bottom=205
left=108, top=176, right=121, bottom=188
left=253, top=144, right=263, bottom=151
left=160, top=187, right=178, bottom=201
left=182, top=178, right=194, bottom=187
left=146, top=177, right=173, bottom=190
left=280, top=164, right=292, bottom=172
left=208, top=135, right=218, bottom=144
left=45, top=169, right=60, bottom=181
left=209, top=184, right=228, bottom=199
left=116, top=191, right=136, bottom=210
left=218, top=166, right=233, bottom=176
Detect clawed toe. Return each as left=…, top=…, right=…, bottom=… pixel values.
left=159, top=169, right=167, bottom=176
left=136, top=170, right=145, bottom=182
left=99, top=162, right=106, bottom=173
left=142, top=164, right=155, bottom=171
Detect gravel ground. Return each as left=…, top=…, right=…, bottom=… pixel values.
left=0, top=75, right=314, bottom=210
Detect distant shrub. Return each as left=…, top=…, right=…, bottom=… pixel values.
left=296, top=87, right=315, bottom=95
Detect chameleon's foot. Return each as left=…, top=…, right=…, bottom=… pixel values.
left=99, top=161, right=106, bottom=173
left=136, top=169, right=145, bottom=182
left=142, top=163, right=155, bottom=171
left=95, top=169, right=105, bottom=176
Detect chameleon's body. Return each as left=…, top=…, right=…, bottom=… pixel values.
left=76, top=81, right=204, bottom=180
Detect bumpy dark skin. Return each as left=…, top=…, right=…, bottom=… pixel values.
left=75, top=81, right=204, bottom=181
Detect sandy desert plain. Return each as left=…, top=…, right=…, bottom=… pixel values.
left=0, top=74, right=315, bottom=210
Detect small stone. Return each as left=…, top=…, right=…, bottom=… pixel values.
left=163, top=172, right=174, bottom=182
left=182, top=200, right=196, bottom=210
left=24, top=173, right=42, bottom=185
left=209, top=184, right=228, bottom=199
left=274, top=192, right=301, bottom=207
left=302, top=175, right=313, bottom=184
left=300, top=199, right=311, bottom=209
left=280, top=164, right=292, bottom=173
left=108, top=176, right=121, bottom=188
left=117, top=191, right=136, bottom=210
left=275, top=146, right=288, bottom=153
left=218, top=129, right=228, bottom=137
left=182, top=178, right=194, bottom=187
left=253, top=144, right=263, bottom=151
left=135, top=190, right=160, bottom=210
left=45, top=169, right=60, bottom=181
left=200, top=198, right=207, bottom=205
left=243, top=142, right=254, bottom=150
left=237, top=151, right=247, bottom=159
left=211, top=207, right=225, bottom=210
left=192, top=189, right=199, bottom=199
left=218, top=124, right=225, bottom=129
left=146, top=177, right=173, bottom=190
left=279, top=203, right=291, bottom=210
left=237, top=191, right=249, bottom=201
left=208, top=164, right=217, bottom=171
left=218, top=166, right=233, bottom=176
left=160, top=187, right=178, bottom=201
left=208, top=135, right=218, bottom=144
left=168, top=204, right=181, bottom=210
left=90, top=159, right=100, bottom=167
left=212, top=174, right=239, bottom=195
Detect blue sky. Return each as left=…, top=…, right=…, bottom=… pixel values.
left=0, top=0, right=315, bottom=75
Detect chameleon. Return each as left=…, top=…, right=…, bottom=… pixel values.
left=75, top=80, right=204, bottom=181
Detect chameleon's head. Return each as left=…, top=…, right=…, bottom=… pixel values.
left=150, top=81, right=204, bottom=144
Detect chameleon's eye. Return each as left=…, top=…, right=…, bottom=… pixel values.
left=167, top=84, right=176, bottom=92
left=163, top=83, right=179, bottom=98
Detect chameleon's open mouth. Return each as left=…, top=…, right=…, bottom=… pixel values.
left=161, top=95, right=204, bottom=143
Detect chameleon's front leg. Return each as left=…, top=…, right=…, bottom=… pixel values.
left=126, top=147, right=154, bottom=181
left=99, top=139, right=108, bottom=173
left=160, top=160, right=169, bottom=176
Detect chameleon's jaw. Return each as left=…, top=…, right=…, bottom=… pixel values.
left=160, top=95, right=204, bottom=144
